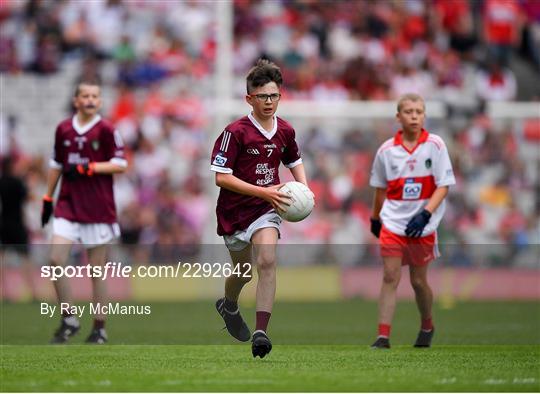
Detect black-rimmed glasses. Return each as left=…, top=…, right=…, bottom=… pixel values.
left=250, top=93, right=281, bottom=102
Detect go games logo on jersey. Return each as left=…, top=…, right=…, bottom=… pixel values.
left=402, top=178, right=422, bottom=200
left=212, top=152, right=227, bottom=167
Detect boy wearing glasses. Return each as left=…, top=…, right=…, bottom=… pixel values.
left=211, top=58, right=308, bottom=358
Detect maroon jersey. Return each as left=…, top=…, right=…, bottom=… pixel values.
left=50, top=115, right=126, bottom=223
left=210, top=114, right=302, bottom=235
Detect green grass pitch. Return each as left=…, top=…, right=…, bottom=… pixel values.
left=1, top=300, right=539, bottom=392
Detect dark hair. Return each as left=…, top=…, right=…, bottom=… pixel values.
left=246, top=58, right=283, bottom=93
left=74, top=79, right=101, bottom=97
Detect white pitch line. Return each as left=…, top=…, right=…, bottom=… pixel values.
left=513, top=377, right=537, bottom=384
left=437, top=377, right=457, bottom=384
left=484, top=378, right=506, bottom=385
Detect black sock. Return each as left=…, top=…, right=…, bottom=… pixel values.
left=224, top=297, right=238, bottom=312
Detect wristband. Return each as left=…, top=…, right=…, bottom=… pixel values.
left=87, top=162, right=96, bottom=176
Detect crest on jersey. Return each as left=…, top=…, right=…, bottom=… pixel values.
left=425, top=158, right=432, bottom=169
left=63, top=140, right=71, bottom=147
left=92, top=140, right=100, bottom=151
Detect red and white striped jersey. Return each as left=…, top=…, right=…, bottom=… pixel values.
left=369, top=129, right=455, bottom=236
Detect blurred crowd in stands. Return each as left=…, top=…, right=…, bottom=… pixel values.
left=2, top=0, right=539, bottom=99
left=1, top=0, right=539, bottom=268
left=0, top=0, right=215, bottom=81
left=233, top=0, right=540, bottom=103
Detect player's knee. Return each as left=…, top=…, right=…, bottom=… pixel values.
left=382, top=270, right=400, bottom=286
left=410, top=276, right=428, bottom=291
left=256, top=252, right=276, bottom=272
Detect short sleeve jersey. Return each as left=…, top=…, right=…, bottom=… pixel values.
left=50, top=115, right=127, bottom=223
left=210, top=114, right=302, bottom=236
left=369, top=129, right=455, bottom=236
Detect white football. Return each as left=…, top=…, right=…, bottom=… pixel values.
left=278, top=181, right=315, bottom=222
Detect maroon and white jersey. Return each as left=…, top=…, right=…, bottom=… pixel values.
left=49, top=115, right=127, bottom=223
left=369, top=129, right=455, bottom=236
left=210, top=114, right=302, bottom=236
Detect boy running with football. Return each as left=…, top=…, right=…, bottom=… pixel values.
left=42, top=80, right=127, bottom=344
left=369, top=93, right=455, bottom=349
left=211, top=59, right=308, bottom=358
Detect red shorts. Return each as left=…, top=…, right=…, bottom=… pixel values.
left=379, top=226, right=439, bottom=266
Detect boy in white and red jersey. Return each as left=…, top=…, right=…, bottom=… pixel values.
left=41, top=80, right=127, bottom=344
left=369, top=93, right=455, bottom=349
left=211, top=59, right=308, bottom=358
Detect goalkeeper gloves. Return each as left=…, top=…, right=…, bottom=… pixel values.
left=41, top=195, right=53, bottom=227
left=405, top=209, right=432, bottom=238
left=64, top=162, right=95, bottom=180
left=370, top=218, right=382, bottom=238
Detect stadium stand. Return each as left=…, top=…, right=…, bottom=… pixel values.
left=0, top=0, right=538, bottom=268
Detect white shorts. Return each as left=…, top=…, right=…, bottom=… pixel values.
left=53, top=217, right=120, bottom=248
left=223, top=211, right=282, bottom=252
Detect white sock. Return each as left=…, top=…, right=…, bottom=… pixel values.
left=63, top=316, right=80, bottom=327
